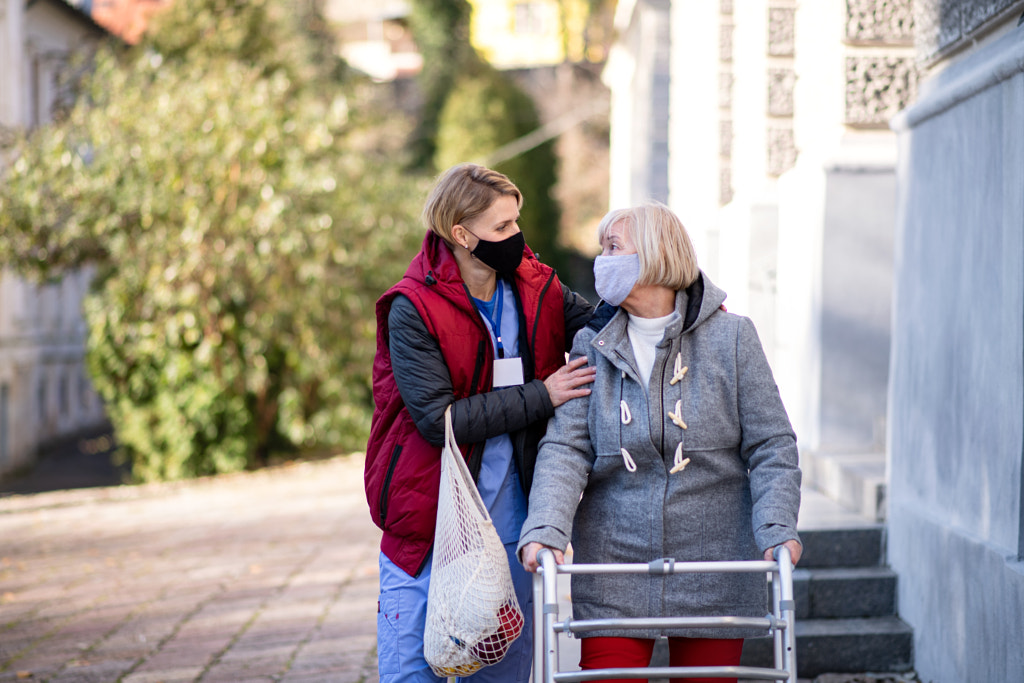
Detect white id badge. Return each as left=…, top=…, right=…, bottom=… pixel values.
left=493, top=357, right=525, bottom=387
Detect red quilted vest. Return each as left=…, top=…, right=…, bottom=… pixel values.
left=365, top=231, right=566, bottom=575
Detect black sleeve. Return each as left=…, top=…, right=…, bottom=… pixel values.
left=561, top=284, right=594, bottom=353
left=388, top=295, right=555, bottom=447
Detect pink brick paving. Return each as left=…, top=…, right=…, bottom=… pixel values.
left=0, top=454, right=382, bottom=683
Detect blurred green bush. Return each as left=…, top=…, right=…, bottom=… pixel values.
left=0, top=0, right=427, bottom=481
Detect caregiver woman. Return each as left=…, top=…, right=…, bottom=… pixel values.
left=365, top=163, right=596, bottom=682
left=518, top=201, right=802, bottom=683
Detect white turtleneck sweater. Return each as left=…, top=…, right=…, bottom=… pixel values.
left=626, top=311, right=677, bottom=391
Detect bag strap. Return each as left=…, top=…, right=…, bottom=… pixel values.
left=444, top=405, right=493, bottom=523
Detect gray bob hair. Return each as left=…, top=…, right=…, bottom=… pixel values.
left=596, top=201, right=700, bottom=290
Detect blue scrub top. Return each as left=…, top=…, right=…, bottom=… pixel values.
left=471, top=279, right=528, bottom=545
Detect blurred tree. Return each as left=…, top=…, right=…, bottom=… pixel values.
left=434, top=68, right=563, bottom=270
left=0, top=0, right=427, bottom=481
left=406, top=0, right=479, bottom=171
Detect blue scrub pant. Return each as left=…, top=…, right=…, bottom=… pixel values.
left=377, top=542, right=534, bottom=683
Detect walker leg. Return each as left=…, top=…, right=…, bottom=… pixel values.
left=539, top=550, right=560, bottom=683
left=533, top=572, right=544, bottom=683
left=774, top=546, right=798, bottom=683
left=772, top=569, right=783, bottom=668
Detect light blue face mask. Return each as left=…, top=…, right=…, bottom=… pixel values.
left=593, top=253, right=640, bottom=306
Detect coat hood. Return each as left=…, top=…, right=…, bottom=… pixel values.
left=400, top=231, right=469, bottom=311
left=681, top=271, right=728, bottom=332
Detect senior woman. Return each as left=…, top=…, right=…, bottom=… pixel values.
left=365, top=163, right=596, bottom=682
left=518, top=201, right=802, bottom=682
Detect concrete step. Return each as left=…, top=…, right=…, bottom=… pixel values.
left=800, top=450, right=887, bottom=522
left=792, top=566, right=897, bottom=619
left=798, top=483, right=875, bottom=530
left=741, top=615, right=915, bottom=678
left=799, top=526, right=885, bottom=569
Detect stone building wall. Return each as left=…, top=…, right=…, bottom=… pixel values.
left=888, top=4, right=1024, bottom=680
left=673, top=1, right=910, bottom=516
left=0, top=0, right=108, bottom=478
left=783, top=0, right=914, bottom=516
left=606, top=0, right=671, bottom=210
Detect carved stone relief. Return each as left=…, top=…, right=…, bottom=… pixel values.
left=768, top=7, right=795, bottom=56
left=767, top=127, right=797, bottom=176
left=962, top=0, right=1020, bottom=36
left=719, top=71, right=734, bottom=109
left=845, top=0, right=915, bottom=42
left=720, top=22, right=734, bottom=63
left=767, top=68, right=796, bottom=117
left=767, top=3, right=796, bottom=177
left=915, top=0, right=1020, bottom=61
left=720, top=165, right=734, bottom=206
left=719, top=0, right=734, bottom=205
left=845, top=56, right=918, bottom=126
left=913, top=0, right=960, bottom=57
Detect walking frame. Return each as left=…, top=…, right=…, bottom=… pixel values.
left=531, top=546, right=797, bottom=682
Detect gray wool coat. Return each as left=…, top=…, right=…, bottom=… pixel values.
left=518, top=273, right=801, bottom=639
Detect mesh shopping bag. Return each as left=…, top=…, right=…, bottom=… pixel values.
left=423, top=406, right=525, bottom=678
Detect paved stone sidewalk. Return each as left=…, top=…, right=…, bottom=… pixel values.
left=0, top=454, right=381, bottom=683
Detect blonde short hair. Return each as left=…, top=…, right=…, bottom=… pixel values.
left=421, top=163, right=523, bottom=244
left=596, top=201, right=700, bottom=290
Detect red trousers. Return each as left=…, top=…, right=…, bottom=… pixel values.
left=579, top=636, right=744, bottom=683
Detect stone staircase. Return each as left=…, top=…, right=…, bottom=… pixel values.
left=740, top=488, right=915, bottom=677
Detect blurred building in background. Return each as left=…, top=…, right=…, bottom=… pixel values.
left=322, top=0, right=421, bottom=83
left=470, top=0, right=603, bottom=68
left=321, top=0, right=605, bottom=79
left=0, top=0, right=109, bottom=477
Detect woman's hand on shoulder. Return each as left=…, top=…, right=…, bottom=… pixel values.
left=521, top=542, right=564, bottom=573
left=764, top=539, right=802, bottom=566
left=544, top=356, right=596, bottom=408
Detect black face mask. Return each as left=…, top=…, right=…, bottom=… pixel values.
left=469, top=230, right=525, bottom=276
